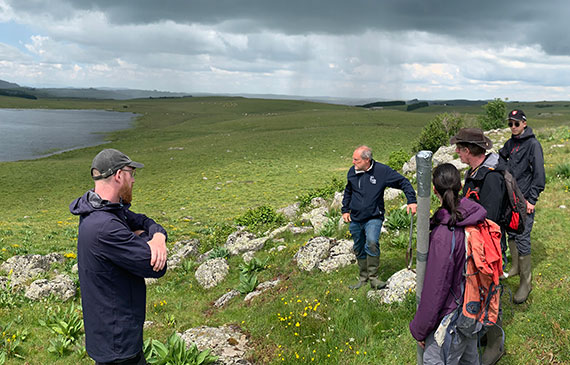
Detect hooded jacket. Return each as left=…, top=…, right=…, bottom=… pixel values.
left=69, top=190, right=167, bottom=363
left=341, top=160, right=417, bottom=222
left=499, top=126, right=545, bottom=204
left=462, top=153, right=507, bottom=224
left=409, top=198, right=487, bottom=341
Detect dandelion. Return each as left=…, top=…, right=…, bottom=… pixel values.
left=295, top=322, right=300, bottom=327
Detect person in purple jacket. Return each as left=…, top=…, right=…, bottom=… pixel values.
left=70, top=149, right=168, bottom=365
left=410, top=163, right=486, bottom=364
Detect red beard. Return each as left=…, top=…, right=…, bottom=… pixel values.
left=119, top=181, right=133, bottom=205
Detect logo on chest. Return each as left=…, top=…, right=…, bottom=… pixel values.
left=369, top=176, right=377, bottom=185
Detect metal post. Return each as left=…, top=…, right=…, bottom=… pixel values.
left=415, top=150, right=432, bottom=365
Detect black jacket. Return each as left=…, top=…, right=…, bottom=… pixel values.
left=499, top=127, right=545, bottom=204
left=342, top=160, right=417, bottom=222
left=462, top=153, right=507, bottom=224
left=69, top=191, right=167, bottom=363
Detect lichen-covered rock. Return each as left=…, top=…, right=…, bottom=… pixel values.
left=25, top=274, right=76, bottom=301
left=330, top=191, right=344, bottom=210
left=169, top=239, right=200, bottom=269
left=1, top=253, right=65, bottom=287
left=384, top=188, right=402, bottom=202
left=289, top=226, right=313, bottom=235
left=310, top=197, right=328, bottom=209
left=179, top=325, right=251, bottom=365
left=241, top=251, right=255, bottom=263
left=317, top=239, right=355, bottom=273
left=195, top=258, right=229, bottom=289
left=277, top=202, right=300, bottom=220
left=214, top=290, right=241, bottom=308
left=294, top=237, right=333, bottom=271
left=244, top=279, right=280, bottom=302
left=268, top=223, right=293, bottom=239
left=300, top=207, right=329, bottom=233
left=367, top=268, right=416, bottom=304
left=225, top=230, right=268, bottom=256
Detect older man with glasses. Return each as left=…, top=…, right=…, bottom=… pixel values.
left=499, top=110, right=545, bottom=305
left=70, top=148, right=168, bottom=365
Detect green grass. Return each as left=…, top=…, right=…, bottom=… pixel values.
left=0, top=95, right=568, bottom=364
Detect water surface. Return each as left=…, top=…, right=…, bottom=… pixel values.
left=0, top=109, right=137, bottom=162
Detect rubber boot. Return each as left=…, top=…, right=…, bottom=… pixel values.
left=481, top=317, right=505, bottom=365
left=506, top=238, right=519, bottom=278
left=514, top=254, right=532, bottom=304
left=348, top=258, right=368, bottom=289
left=367, top=255, right=386, bottom=290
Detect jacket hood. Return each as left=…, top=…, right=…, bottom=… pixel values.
left=70, top=190, right=124, bottom=216
left=513, top=126, right=535, bottom=141
left=432, top=197, right=486, bottom=227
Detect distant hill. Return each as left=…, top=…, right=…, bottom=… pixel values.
left=0, top=80, right=20, bottom=89
left=0, top=79, right=192, bottom=100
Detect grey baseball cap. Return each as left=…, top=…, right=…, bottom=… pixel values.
left=91, top=148, right=144, bottom=180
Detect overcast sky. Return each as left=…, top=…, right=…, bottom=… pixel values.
left=2, top=0, right=570, bottom=101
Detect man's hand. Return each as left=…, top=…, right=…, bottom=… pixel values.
left=147, top=232, right=167, bottom=271
left=407, top=203, right=418, bottom=215
left=526, top=201, right=535, bottom=215
left=417, top=340, right=425, bottom=349
left=342, top=212, right=351, bottom=223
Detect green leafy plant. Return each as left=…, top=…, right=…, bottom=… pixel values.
left=208, top=246, right=229, bottom=260
left=0, top=322, right=28, bottom=362
left=554, top=162, right=570, bottom=179
left=38, top=303, right=83, bottom=356
left=0, top=283, right=23, bottom=309
left=387, top=149, right=411, bottom=171
left=164, top=314, right=177, bottom=328
left=236, top=272, right=258, bottom=294
left=413, top=113, right=465, bottom=153
left=143, top=332, right=218, bottom=365
left=298, top=177, right=345, bottom=208
left=235, top=205, right=285, bottom=234
left=384, top=208, right=410, bottom=231
left=478, top=98, right=506, bottom=130
left=239, top=257, right=268, bottom=275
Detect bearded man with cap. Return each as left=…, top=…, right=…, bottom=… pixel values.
left=450, top=128, right=507, bottom=365
left=499, top=109, right=545, bottom=305
left=70, top=148, right=167, bottom=365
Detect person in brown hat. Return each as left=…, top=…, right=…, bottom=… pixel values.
left=499, top=109, right=545, bottom=304
left=450, top=128, right=507, bottom=365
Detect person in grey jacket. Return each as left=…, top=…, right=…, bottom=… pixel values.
left=70, top=149, right=168, bottom=365
left=341, top=145, right=417, bottom=290
left=499, top=109, right=545, bottom=304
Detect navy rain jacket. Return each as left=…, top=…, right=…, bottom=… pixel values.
left=341, top=160, right=417, bottom=222
left=70, top=191, right=167, bottom=363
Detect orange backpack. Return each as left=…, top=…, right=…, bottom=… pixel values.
left=451, top=219, right=503, bottom=337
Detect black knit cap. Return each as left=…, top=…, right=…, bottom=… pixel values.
left=91, top=148, right=144, bottom=180
left=507, top=109, right=526, bottom=122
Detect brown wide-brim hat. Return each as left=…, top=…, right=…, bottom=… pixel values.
left=449, top=128, right=493, bottom=150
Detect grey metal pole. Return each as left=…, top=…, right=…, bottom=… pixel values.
left=415, top=150, right=433, bottom=365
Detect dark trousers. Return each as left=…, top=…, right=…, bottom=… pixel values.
left=96, top=351, right=147, bottom=365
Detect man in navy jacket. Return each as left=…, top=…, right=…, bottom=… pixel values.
left=342, top=145, right=417, bottom=290
left=70, top=149, right=167, bottom=364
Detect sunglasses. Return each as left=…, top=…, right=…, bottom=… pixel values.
left=508, top=121, right=521, bottom=127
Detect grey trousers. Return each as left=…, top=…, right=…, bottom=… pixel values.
left=509, top=211, right=535, bottom=256
left=422, top=330, right=479, bottom=365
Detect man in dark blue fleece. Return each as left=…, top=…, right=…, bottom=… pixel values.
left=499, top=109, right=545, bottom=305
left=341, top=145, right=417, bottom=290
left=70, top=149, right=168, bottom=365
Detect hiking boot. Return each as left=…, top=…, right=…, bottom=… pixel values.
left=506, top=238, right=519, bottom=278
left=514, top=254, right=532, bottom=304
left=348, top=258, right=368, bottom=290
left=482, top=317, right=505, bottom=365
left=367, top=255, right=386, bottom=290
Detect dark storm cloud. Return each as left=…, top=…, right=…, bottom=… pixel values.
left=7, top=0, right=570, bottom=55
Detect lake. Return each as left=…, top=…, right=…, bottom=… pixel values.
left=0, top=109, right=137, bottom=162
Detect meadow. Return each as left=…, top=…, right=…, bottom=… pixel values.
left=0, top=95, right=568, bottom=364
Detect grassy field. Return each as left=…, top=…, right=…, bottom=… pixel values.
left=0, top=96, right=568, bottom=364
